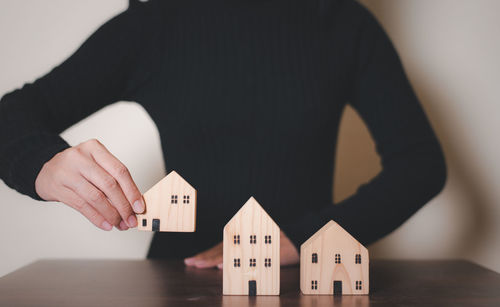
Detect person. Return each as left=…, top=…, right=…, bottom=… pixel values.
left=0, top=0, right=446, bottom=269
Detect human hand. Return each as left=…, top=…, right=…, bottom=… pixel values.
left=35, top=139, right=145, bottom=231
left=184, top=230, right=300, bottom=269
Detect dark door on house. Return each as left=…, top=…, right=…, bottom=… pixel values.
left=248, top=280, right=257, bottom=296
left=152, top=219, right=160, bottom=231
left=333, top=280, right=342, bottom=295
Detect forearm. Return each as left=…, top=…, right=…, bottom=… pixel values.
left=0, top=5, right=150, bottom=200
left=0, top=84, right=70, bottom=199
left=282, top=140, right=446, bottom=249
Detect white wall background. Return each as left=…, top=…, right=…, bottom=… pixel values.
left=1, top=0, right=499, bottom=277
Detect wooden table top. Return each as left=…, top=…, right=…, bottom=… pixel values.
left=0, top=259, right=499, bottom=306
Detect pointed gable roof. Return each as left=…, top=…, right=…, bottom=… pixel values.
left=224, top=197, right=279, bottom=230
left=144, top=170, right=195, bottom=195
left=301, top=220, right=366, bottom=250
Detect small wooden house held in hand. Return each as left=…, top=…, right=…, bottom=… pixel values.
left=137, top=171, right=196, bottom=232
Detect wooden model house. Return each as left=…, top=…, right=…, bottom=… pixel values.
left=300, top=220, right=369, bottom=295
left=223, top=197, right=280, bottom=296
left=137, top=171, right=196, bottom=232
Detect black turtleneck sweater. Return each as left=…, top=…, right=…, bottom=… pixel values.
left=0, top=0, right=446, bottom=258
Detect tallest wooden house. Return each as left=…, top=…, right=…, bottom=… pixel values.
left=223, top=197, right=280, bottom=296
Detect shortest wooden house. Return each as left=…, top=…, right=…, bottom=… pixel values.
left=137, top=171, right=196, bottom=232
left=223, top=197, right=280, bottom=296
left=300, top=220, right=369, bottom=295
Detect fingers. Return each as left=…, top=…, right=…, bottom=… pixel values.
left=185, top=255, right=223, bottom=269
left=184, top=242, right=223, bottom=269
left=79, top=159, right=137, bottom=228
left=57, top=187, right=112, bottom=231
left=34, top=139, right=138, bottom=232
left=88, top=140, right=145, bottom=215
left=64, top=174, right=123, bottom=228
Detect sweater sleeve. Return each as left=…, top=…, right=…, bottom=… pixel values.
left=0, top=6, right=149, bottom=200
left=282, top=6, right=447, bottom=249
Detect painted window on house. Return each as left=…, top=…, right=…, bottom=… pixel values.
left=311, top=280, right=318, bottom=290
left=249, top=258, right=256, bottom=267
left=335, top=254, right=341, bottom=264
left=250, top=235, right=257, bottom=244
left=265, top=235, right=272, bottom=244
left=234, top=258, right=241, bottom=267
left=355, top=254, right=361, bottom=264
left=183, top=195, right=190, bottom=204
left=233, top=235, right=240, bottom=244
left=142, top=219, right=147, bottom=227
left=356, top=280, right=363, bottom=290
left=264, top=258, right=272, bottom=267
left=171, top=195, right=178, bottom=204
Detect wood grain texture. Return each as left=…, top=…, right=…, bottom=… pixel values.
left=137, top=171, right=196, bottom=232
left=223, top=197, right=280, bottom=295
left=2, top=260, right=500, bottom=306
left=300, top=220, right=369, bottom=295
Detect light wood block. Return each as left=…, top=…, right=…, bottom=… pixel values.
left=300, top=220, right=369, bottom=295
left=137, top=171, right=196, bottom=232
left=223, top=197, right=280, bottom=296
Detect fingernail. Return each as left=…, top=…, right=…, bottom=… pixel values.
left=127, top=215, right=137, bottom=228
left=133, top=200, right=144, bottom=213
left=184, top=258, right=195, bottom=265
left=102, top=221, right=112, bottom=231
left=119, top=220, right=129, bottom=231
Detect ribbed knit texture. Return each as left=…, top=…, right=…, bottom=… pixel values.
left=0, top=0, right=446, bottom=257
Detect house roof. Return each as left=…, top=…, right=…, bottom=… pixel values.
left=224, top=197, right=279, bottom=231
left=167, top=170, right=195, bottom=190
left=301, top=220, right=366, bottom=250
left=144, top=170, right=195, bottom=194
